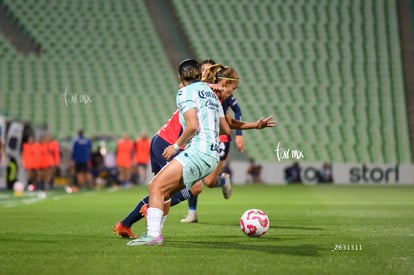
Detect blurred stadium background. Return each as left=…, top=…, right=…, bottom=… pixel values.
left=0, top=0, right=413, bottom=185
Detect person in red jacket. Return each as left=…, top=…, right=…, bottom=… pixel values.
left=46, top=134, right=60, bottom=189
left=36, top=135, right=52, bottom=196
left=22, top=135, right=39, bottom=188
left=133, top=132, right=150, bottom=184
left=115, top=133, right=134, bottom=186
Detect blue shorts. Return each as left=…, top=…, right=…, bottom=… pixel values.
left=174, top=147, right=219, bottom=188
left=150, top=135, right=180, bottom=174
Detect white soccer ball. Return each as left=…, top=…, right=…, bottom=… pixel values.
left=240, top=209, right=269, bottom=237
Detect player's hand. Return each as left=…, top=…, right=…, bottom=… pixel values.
left=235, top=135, right=245, bottom=153
left=256, top=115, right=276, bottom=129
left=162, top=145, right=177, bottom=161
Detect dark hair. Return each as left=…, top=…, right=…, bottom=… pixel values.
left=178, top=59, right=201, bottom=82
left=201, top=59, right=216, bottom=66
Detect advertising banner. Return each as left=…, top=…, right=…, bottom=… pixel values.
left=229, top=161, right=414, bottom=185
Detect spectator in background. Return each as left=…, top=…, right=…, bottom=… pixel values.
left=317, top=162, right=333, bottom=183
left=71, top=130, right=92, bottom=188
left=116, top=133, right=134, bottom=187
left=284, top=162, right=302, bottom=184
left=246, top=158, right=262, bottom=184
left=91, top=145, right=108, bottom=189
left=46, top=134, right=60, bottom=189
left=22, top=135, right=38, bottom=188
left=133, top=132, right=150, bottom=184
left=37, top=135, right=52, bottom=196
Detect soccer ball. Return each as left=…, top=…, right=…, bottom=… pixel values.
left=240, top=209, right=269, bottom=237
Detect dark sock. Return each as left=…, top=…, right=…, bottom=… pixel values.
left=171, top=188, right=194, bottom=206
left=121, top=195, right=149, bottom=227
left=188, top=195, right=198, bottom=211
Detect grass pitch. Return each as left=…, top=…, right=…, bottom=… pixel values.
left=1, top=184, right=413, bottom=275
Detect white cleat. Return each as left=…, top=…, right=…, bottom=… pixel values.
left=180, top=212, right=198, bottom=223
left=127, top=233, right=164, bottom=246
left=221, top=173, right=232, bottom=199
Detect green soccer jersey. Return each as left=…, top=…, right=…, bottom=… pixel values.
left=176, top=81, right=224, bottom=158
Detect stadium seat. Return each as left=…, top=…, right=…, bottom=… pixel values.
left=171, top=0, right=411, bottom=163
left=0, top=0, right=410, bottom=164
left=1, top=0, right=180, bottom=141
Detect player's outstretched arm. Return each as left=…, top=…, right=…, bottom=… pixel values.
left=226, top=114, right=276, bottom=130
left=255, top=115, right=276, bottom=129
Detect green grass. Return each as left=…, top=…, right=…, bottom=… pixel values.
left=1, top=185, right=413, bottom=275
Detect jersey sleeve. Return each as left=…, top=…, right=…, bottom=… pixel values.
left=177, top=88, right=196, bottom=114
left=229, top=96, right=242, bottom=121
left=228, top=96, right=243, bottom=136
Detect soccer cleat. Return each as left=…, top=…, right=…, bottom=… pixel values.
left=127, top=233, right=164, bottom=246
left=113, top=222, right=137, bottom=239
left=221, top=173, right=232, bottom=199
left=180, top=212, right=198, bottom=223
